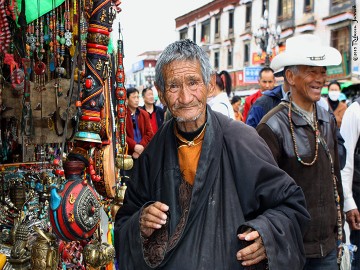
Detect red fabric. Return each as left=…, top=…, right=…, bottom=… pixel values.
left=4, top=53, right=18, bottom=73
left=242, top=90, right=262, bottom=122
left=126, top=107, right=154, bottom=155
left=149, top=112, right=158, bottom=134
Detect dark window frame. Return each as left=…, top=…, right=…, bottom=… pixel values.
left=228, top=10, right=234, bottom=34
left=245, top=3, right=252, bottom=29
left=227, top=47, right=233, bottom=68
left=214, top=51, right=220, bottom=69
left=215, top=16, right=221, bottom=39
left=277, top=0, right=294, bottom=22
left=304, top=0, right=314, bottom=13
left=201, top=19, right=211, bottom=43
left=244, top=43, right=250, bottom=65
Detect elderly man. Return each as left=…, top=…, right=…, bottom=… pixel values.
left=256, top=34, right=344, bottom=269
left=114, top=39, right=310, bottom=269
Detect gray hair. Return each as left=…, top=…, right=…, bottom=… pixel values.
left=283, top=66, right=299, bottom=84
left=154, top=39, right=213, bottom=93
left=285, top=66, right=299, bottom=75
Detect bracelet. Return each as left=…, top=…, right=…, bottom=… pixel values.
left=82, top=110, right=101, bottom=117
left=87, top=48, right=107, bottom=56
left=88, top=27, right=110, bottom=36
left=81, top=116, right=101, bottom=122
left=87, top=43, right=108, bottom=51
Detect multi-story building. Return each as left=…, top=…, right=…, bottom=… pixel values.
left=174, top=0, right=358, bottom=93
left=125, top=50, right=161, bottom=88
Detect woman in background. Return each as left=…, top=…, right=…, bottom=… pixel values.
left=207, top=70, right=235, bottom=119
left=327, top=80, right=347, bottom=128
left=231, top=95, right=243, bottom=121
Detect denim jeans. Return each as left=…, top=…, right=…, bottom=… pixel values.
left=351, top=192, right=360, bottom=270
left=303, top=249, right=339, bottom=270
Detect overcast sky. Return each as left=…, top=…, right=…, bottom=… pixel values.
left=114, top=0, right=213, bottom=71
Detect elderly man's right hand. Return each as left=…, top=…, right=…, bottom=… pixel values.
left=140, top=202, right=169, bottom=238
left=346, top=209, right=360, bottom=230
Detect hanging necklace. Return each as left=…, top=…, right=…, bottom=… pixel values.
left=175, top=123, right=207, bottom=148
left=288, top=98, right=319, bottom=166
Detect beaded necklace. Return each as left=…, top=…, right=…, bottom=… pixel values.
left=288, top=99, right=319, bottom=166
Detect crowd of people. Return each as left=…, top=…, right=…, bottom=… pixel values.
left=115, top=34, right=360, bottom=270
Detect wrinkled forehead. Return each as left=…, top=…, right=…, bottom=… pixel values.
left=163, top=60, right=202, bottom=80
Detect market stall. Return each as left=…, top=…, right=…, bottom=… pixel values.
left=0, top=0, right=128, bottom=269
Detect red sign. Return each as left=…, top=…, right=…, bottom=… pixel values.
left=252, top=45, right=286, bottom=65
left=231, top=70, right=244, bottom=86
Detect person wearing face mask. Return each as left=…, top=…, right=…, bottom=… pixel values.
left=206, top=70, right=235, bottom=119
left=327, top=80, right=347, bottom=128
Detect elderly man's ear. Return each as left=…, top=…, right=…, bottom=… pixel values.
left=207, top=74, right=216, bottom=98
left=285, top=68, right=296, bottom=87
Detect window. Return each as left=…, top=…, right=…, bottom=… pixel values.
left=304, top=0, right=314, bottom=12
left=331, top=26, right=350, bottom=74
left=262, top=0, right=268, bottom=14
left=278, top=0, right=294, bottom=21
left=244, top=43, right=250, bottom=65
left=201, top=20, right=210, bottom=43
left=180, top=29, right=188, bottom=40
left=215, top=16, right=220, bottom=39
left=227, top=48, right=233, bottom=68
left=229, top=11, right=234, bottom=34
left=332, top=0, right=351, bottom=5
left=332, top=27, right=350, bottom=54
left=193, top=26, right=196, bottom=42
left=330, top=0, right=352, bottom=14
left=214, top=51, right=219, bottom=69
left=245, top=4, right=252, bottom=29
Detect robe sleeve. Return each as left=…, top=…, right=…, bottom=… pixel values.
left=224, top=120, right=310, bottom=269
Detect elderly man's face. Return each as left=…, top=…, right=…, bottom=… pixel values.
left=288, top=65, right=327, bottom=108
left=158, top=60, right=211, bottom=131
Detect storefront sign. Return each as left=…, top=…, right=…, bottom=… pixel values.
left=244, top=66, right=263, bottom=83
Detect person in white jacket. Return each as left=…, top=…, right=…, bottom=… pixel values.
left=340, top=97, right=360, bottom=269
left=207, top=70, right=235, bottom=119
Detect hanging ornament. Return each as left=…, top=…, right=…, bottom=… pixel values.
left=64, top=0, right=72, bottom=47
left=34, top=60, right=46, bottom=92
left=11, top=68, right=25, bottom=97
left=35, top=14, right=47, bottom=92
left=0, top=0, right=11, bottom=55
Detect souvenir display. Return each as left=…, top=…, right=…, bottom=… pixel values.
left=0, top=0, right=125, bottom=269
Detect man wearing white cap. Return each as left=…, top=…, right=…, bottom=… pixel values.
left=257, top=34, right=344, bottom=269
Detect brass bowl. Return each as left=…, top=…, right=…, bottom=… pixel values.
left=115, top=154, right=133, bottom=170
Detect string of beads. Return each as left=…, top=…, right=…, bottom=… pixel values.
left=288, top=98, right=319, bottom=166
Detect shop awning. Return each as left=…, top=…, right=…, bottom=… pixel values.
left=322, top=12, right=353, bottom=25
left=18, top=0, right=65, bottom=24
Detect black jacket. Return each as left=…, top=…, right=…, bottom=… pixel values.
left=141, top=104, right=164, bottom=130
left=257, top=94, right=343, bottom=258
